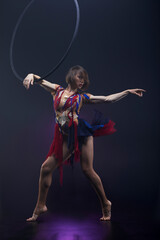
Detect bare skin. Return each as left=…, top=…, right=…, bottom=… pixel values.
left=26, top=136, right=73, bottom=221
left=26, top=135, right=111, bottom=221
left=80, top=136, right=111, bottom=220
left=24, top=71, right=146, bottom=222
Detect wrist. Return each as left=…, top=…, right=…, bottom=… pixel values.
left=33, top=74, right=42, bottom=84
left=33, top=74, right=38, bottom=79
left=124, top=89, right=130, bottom=94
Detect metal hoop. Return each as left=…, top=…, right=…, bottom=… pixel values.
left=10, top=0, right=80, bottom=82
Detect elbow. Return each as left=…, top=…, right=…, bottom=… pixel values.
left=110, top=99, right=116, bottom=103
left=105, top=97, right=114, bottom=103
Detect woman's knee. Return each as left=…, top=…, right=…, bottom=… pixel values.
left=40, top=164, right=52, bottom=176
left=82, top=166, right=94, bottom=177
left=41, top=155, right=58, bottom=175
left=82, top=166, right=101, bottom=182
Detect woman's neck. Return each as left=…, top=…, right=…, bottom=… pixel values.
left=66, top=84, right=77, bottom=93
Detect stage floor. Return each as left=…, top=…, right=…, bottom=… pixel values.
left=0, top=211, right=159, bottom=240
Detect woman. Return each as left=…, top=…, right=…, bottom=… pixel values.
left=23, top=65, right=145, bottom=221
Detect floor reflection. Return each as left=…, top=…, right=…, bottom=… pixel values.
left=2, top=213, right=158, bottom=240
left=31, top=213, right=112, bottom=240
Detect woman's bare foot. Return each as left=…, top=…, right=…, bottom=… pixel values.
left=100, top=200, right=112, bottom=221
left=26, top=205, right=48, bottom=222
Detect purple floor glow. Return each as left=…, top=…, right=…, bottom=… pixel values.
left=1, top=212, right=159, bottom=240
left=32, top=214, right=111, bottom=240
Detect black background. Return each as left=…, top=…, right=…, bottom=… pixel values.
left=0, top=0, right=160, bottom=223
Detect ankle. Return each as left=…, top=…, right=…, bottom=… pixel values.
left=35, top=203, right=46, bottom=209
left=102, top=199, right=111, bottom=207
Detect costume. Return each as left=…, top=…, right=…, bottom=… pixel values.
left=46, top=85, right=116, bottom=185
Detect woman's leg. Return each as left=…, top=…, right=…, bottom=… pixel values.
left=26, top=137, right=72, bottom=221
left=80, top=136, right=111, bottom=221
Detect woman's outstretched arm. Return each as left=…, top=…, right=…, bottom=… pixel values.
left=88, top=89, right=146, bottom=103
left=23, top=73, right=59, bottom=92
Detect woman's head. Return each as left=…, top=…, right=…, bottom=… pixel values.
left=66, top=65, right=90, bottom=91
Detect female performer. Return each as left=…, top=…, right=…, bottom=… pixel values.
left=23, top=65, right=145, bottom=221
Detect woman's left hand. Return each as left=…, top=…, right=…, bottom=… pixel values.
left=127, top=89, right=146, bottom=97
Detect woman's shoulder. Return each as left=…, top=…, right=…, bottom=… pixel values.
left=80, top=92, right=93, bottom=104
left=51, top=84, right=64, bottom=96
left=54, top=84, right=64, bottom=90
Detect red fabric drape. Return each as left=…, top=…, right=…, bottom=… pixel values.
left=93, top=120, right=116, bottom=137
left=46, top=123, right=63, bottom=185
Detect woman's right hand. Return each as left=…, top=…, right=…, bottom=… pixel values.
left=23, top=73, right=34, bottom=90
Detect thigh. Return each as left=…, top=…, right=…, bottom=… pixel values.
left=80, top=136, right=94, bottom=170
left=62, top=135, right=73, bottom=163
left=43, top=136, right=73, bottom=170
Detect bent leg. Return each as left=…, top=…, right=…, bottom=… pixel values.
left=80, top=136, right=111, bottom=221
left=37, top=136, right=72, bottom=208
left=26, top=137, right=72, bottom=221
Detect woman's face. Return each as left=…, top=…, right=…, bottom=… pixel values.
left=74, top=72, right=84, bottom=89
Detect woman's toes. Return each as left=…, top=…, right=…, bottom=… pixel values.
left=26, top=217, right=36, bottom=222
left=26, top=213, right=39, bottom=222
left=26, top=206, right=48, bottom=222
left=100, top=216, right=111, bottom=221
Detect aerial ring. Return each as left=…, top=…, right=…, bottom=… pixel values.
left=10, top=0, right=80, bottom=82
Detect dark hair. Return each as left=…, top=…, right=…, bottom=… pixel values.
left=66, top=65, right=90, bottom=91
